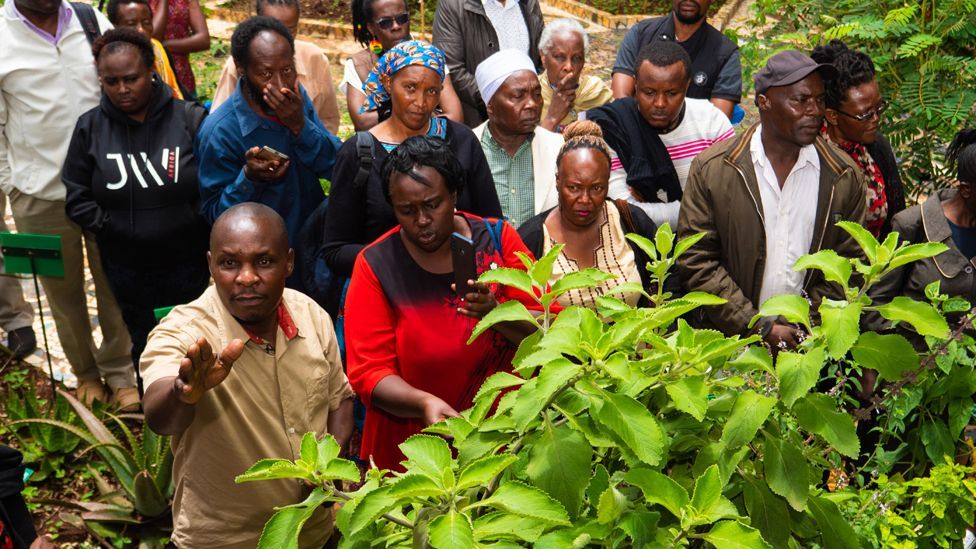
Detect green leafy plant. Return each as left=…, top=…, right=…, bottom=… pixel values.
left=239, top=222, right=974, bottom=548
left=6, top=389, right=82, bottom=482
left=11, top=390, right=174, bottom=548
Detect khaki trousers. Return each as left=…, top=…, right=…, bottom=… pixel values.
left=0, top=194, right=33, bottom=332
left=7, top=190, right=134, bottom=389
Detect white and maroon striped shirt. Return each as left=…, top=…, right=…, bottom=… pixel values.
left=608, top=98, right=735, bottom=229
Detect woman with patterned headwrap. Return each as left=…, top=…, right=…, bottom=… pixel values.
left=323, top=40, right=502, bottom=278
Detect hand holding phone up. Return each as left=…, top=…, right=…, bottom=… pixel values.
left=244, top=146, right=290, bottom=183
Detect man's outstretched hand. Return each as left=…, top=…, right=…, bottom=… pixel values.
left=174, top=338, right=245, bottom=404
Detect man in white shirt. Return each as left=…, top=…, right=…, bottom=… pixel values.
left=590, top=40, right=734, bottom=229
left=0, top=0, right=138, bottom=408
left=677, top=50, right=867, bottom=347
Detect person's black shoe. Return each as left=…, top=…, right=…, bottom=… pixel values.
left=7, top=327, right=37, bottom=360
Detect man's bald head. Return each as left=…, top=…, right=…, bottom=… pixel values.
left=211, top=202, right=289, bottom=253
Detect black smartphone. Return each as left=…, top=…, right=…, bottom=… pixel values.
left=451, top=232, right=477, bottom=297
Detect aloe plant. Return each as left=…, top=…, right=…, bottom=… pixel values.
left=6, top=389, right=82, bottom=482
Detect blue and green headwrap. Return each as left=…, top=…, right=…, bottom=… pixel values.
left=359, top=40, right=446, bottom=113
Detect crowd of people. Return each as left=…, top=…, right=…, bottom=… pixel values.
left=1, top=0, right=975, bottom=546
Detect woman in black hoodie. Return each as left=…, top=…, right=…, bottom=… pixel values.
left=64, top=28, right=210, bottom=385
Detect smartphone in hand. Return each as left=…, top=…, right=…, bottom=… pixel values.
left=255, top=145, right=289, bottom=162
left=451, top=232, right=477, bottom=298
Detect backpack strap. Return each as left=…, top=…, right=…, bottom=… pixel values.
left=71, top=2, right=101, bottom=47
left=182, top=101, right=207, bottom=136
left=613, top=198, right=637, bottom=234
left=353, top=131, right=375, bottom=188
left=484, top=218, right=505, bottom=255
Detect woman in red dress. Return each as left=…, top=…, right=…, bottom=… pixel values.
left=150, top=0, right=210, bottom=97
left=344, top=136, right=540, bottom=471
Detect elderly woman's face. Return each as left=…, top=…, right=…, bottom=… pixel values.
left=557, top=148, right=610, bottom=228
left=541, top=31, right=585, bottom=89
left=827, top=79, right=882, bottom=145
left=383, top=65, right=443, bottom=132
left=389, top=165, right=457, bottom=253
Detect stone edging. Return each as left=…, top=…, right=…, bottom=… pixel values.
left=208, top=4, right=432, bottom=42
left=541, top=0, right=648, bottom=29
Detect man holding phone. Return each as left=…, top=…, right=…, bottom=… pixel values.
left=197, top=15, right=342, bottom=291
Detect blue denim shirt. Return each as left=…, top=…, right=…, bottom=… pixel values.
left=196, top=80, right=342, bottom=244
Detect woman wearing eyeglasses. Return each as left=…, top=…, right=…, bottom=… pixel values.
left=812, top=40, right=906, bottom=237
left=343, top=0, right=463, bottom=130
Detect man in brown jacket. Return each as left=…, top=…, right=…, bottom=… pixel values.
left=677, top=50, right=866, bottom=347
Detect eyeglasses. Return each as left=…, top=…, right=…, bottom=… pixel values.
left=375, top=12, right=409, bottom=30
left=836, top=100, right=888, bottom=122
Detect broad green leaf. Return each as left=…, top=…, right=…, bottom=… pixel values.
left=655, top=223, right=675, bottom=257
left=473, top=372, right=526, bottom=403
left=886, top=242, right=949, bottom=271
left=794, top=249, right=852, bottom=289
left=256, top=488, right=329, bottom=549
left=776, top=348, right=825, bottom=408
left=624, top=468, right=689, bottom=518
left=319, top=459, right=361, bottom=483
left=386, top=474, right=445, bottom=499
left=457, top=454, right=518, bottom=491
left=837, top=220, right=878, bottom=263
left=763, top=436, right=809, bottom=511
left=530, top=245, right=562, bottom=288
left=472, top=512, right=547, bottom=543
left=299, top=432, right=318, bottom=467
left=874, top=296, right=949, bottom=339
left=477, top=267, right=535, bottom=297
left=596, top=486, right=628, bottom=524
left=400, top=435, right=453, bottom=483
left=753, top=294, right=811, bottom=329
left=793, top=394, right=860, bottom=458
left=511, top=358, right=579, bottom=432
left=807, top=495, right=860, bottom=548
left=605, top=281, right=650, bottom=299
left=625, top=233, right=658, bottom=261
left=665, top=375, right=708, bottom=421
left=235, top=459, right=312, bottom=483
left=819, top=300, right=862, bottom=358
left=347, top=485, right=397, bottom=536
left=457, top=431, right=513, bottom=467
left=424, top=417, right=476, bottom=444
left=475, top=481, right=571, bottom=525
left=468, top=300, right=539, bottom=344
left=742, top=476, right=791, bottom=548
left=730, top=346, right=773, bottom=373
left=551, top=269, right=615, bottom=296
left=673, top=230, right=707, bottom=259
left=619, top=510, right=661, bottom=547
left=949, top=398, right=973, bottom=438
left=720, top=390, right=776, bottom=449
left=315, top=435, right=341, bottom=472
left=525, top=422, right=591, bottom=518
left=920, top=420, right=955, bottom=463
left=702, top=520, right=772, bottom=549
left=850, top=332, right=919, bottom=382
left=428, top=510, right=475, bottom=549
left=591, top=390, right=668, bottom=466
left=688, top=465, right=739, bottom=525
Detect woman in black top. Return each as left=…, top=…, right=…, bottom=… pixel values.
left=63, top=29, right=210, bottom=384
left=322, top=40, right=502, bottom=278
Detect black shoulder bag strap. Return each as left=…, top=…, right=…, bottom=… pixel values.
left=353, top=131, right=375, bottom=188
left=71, top=2, right=102, bottom=47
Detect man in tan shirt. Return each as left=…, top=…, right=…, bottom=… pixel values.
left=141, top=203, right=354, bottom=548
left=210, top=0, right=340, bottom=134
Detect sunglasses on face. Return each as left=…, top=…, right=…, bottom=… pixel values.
left=375, top=12, right=409, bottom=30
left=836, top=100, right=888, bottom=122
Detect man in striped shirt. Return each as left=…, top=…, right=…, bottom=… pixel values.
left=596, top=40, right=734, bottom=229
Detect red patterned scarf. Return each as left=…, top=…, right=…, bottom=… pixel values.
left=823, top=127, right=888, bottom=236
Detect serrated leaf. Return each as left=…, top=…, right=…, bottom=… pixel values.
left=457, top=454, right=518, bottom=491
left=808, top=495, right=860, bottom=548
left=776, top=348, right=825, bottom=408
left=591, top=390, right=667, bottom=466
left=874, top=296, right=949, bottom=338
left=730, top=346, right=773, bottom=373
left=478, top=267, right=535, bottom=297
left=673, top=230, right=706, bottom=258
left=886, top=242, right=949, bottom=271
left=400, top=435, right=453, bottom=482
left=764, top=436, right=809, bottom=511
left=665, top=375, right=708, bottom=421
left=655, top=223, right=675, bottom=257
left=530, top=244, right=562, bottom=288
left=596, top=486, right=628, bottom=524
left=837, top=221, right=879, bottom=264
left=624, top=468, right=689, bottom=518
left=472, top=512, right=547, bottom=542
left=429, top=510, right=474, bottom=549
left=742, top=476, right=791, bottom=548
left=793, top=394, right=860, bottom=458
left=794, top=249, right=852, bottom=289
left=347, top=485, right=397, bottom=536
left=511, top=358, right=579, bottom=432
left=256, top=488, right=329, bottom=549
left=299, top=432, right=318, bottom=467
left=819, top=300, right=861, bottom=358
left=475, top=481, right=571, bottom=525
left=551, top=269, right=616, bottom=296
left=753, top=294, right=811, bottom=329
left=468, top=300, right=539, bottom=344
left=720, top=390, right=776, bottom=449
left=851, top=332, right=919, bottom=382
left=386, top=474, right=445, bottom=499
left=689, top=465, right=739, bottom=525
left=235, top=459, right=312, bottom=483
left=920, top=420, right=955, bottom=463
left=702, top=520, right=772, bottom=549
left=474, top=372, right=526, bottom=403
left=525, top=422, right=591, bottom=519
left=315, top=434, right=341, bottom=472
left=320, top=459, right=361, bottom=483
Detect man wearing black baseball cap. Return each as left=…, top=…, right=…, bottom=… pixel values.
left=677, top=49, right=867, bottom=349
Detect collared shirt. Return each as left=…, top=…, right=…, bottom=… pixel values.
left=9, top=0, right=72, bottom=45
left=481, top=0, right=530, bottom=54
left=210, top=40, right=341, bottom=134
left=0, top=0, right=111, bottom=200
left=751, top=125, right=821, bottom=305
left=195, top=79, right=343, bottom=245
left=481, top=126, right=535, bottom=226
left=141, top=286, right=355, bottom=549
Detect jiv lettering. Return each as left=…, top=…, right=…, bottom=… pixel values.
left=105, top=147, right=181, bottom=190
